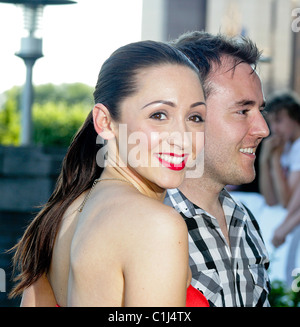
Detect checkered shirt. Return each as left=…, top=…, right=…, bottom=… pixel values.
left=164, top=188, right=271, bottom=307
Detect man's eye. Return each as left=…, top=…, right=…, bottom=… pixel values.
left=150, top=112, right=167, bottom=120
left=188, top=114, right=205, bottom=122
left=237, top=109, right=249, bottom=115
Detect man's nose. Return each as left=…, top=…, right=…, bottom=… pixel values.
left=250, top=112, right=270, bottom=139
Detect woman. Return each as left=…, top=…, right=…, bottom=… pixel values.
left=10, top=40, right=208, bottom=306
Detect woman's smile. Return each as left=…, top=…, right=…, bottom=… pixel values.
left=155, top=152, right=189, bottom=170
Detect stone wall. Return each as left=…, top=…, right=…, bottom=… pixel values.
left=0, top=145, right=66, bottom=306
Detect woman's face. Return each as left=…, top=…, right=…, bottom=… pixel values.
left=114, top=64, right=206, bottom=189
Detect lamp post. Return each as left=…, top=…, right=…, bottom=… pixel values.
left=0, top=0, right=76, bottom=145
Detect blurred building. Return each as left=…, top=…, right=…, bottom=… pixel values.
left=0, top=146, right=66, bottom=306
left=142, top=0, right=300, bottom=96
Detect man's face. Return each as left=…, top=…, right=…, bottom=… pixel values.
left=203, top=58, right=269, bottom=187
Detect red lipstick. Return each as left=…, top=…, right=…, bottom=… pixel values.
left=155, top=153, right=188, bottom=171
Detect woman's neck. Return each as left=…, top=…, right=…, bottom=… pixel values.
left=99, top=141, right=166, bottom=201
left=100, top=166, right=166, bottom=202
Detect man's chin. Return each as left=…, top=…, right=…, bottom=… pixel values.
left=230, top=171, right=256, bottom=186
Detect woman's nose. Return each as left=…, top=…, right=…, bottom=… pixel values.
left=166, top=121, right=191, bottom=150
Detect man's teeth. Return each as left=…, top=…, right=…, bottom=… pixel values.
left=157, top=154, right=184, bottom=164
left=239, top=148, right=255, bottom=154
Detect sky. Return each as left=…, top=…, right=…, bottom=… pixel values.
left=0, top=0, right=143, bottom=95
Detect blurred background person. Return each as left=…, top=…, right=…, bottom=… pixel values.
left=260, top=91, right=300, bottom=246
left=259, top=91, right=300, bottom=285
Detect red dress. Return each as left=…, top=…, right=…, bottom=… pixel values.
left=56, top=285, right=209, bottom=307
left=186, top=284, right=209, bottom=307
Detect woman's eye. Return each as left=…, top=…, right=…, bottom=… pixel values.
left=188, top=114, right=204, bottom=123
left=150, top=112, right=167, bottom=120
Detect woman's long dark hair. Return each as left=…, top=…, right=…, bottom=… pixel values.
left=10, top=40, right=200, bottom=297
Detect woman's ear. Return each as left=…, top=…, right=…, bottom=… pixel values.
left=93, top=103, right=115, bottom=140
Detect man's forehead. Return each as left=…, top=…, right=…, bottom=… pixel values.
left=209, top=56, right=256, bottom=79
left=206, top=62, right=265, bottom=107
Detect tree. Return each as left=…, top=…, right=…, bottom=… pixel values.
left=33, top=101, right=89, bottom=147
left=0, top=83, right=93, bottom=147
left=0, top=96, right=20, bottom=145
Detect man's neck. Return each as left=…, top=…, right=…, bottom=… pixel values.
left=179, top=176, right=224, bottom=216
left=179, top=177, right=231, bottom=247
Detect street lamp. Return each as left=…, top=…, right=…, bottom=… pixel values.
left=0, top=0, right=76, bottom=145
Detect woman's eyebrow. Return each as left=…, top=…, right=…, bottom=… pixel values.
left=141, top=100, right=206, bottom=109
left=141, top=100, right=175, bottom=109
left=190, top=101, right=206, bottom=108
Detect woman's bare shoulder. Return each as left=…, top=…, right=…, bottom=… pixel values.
left=85, top=185, right=183, bottom=227
left=119, top=193, right=190, bottom=307
left=20, top=274, right=57, bottom=307
left=111, top=190, right=186, bottom=231
left=71, top=187, right=188, bottom=265
left=113, top=192, right=189, bottom=254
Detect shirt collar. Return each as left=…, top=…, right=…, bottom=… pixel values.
left=166, top=187, right=246, bottom=222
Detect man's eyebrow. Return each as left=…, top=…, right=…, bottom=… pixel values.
left=234, top=99, right=266, bottom=108
left=142, top=100, right=206, bottom=109
left=235, top=99, right=256, bottom=107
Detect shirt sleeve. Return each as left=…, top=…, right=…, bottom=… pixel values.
left=289, top=139, right=300, bottom=172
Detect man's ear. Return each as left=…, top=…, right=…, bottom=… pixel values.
left=93, top=103, right=115, bottom=140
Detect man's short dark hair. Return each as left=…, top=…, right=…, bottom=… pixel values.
left=170, top=31, right=261, bottom=96
left=265, top=91, right=300, bottom=124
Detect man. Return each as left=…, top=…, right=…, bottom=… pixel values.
left=165, top=31, right=271, bottom=307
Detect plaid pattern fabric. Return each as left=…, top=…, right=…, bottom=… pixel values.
left=164, top=188, right=271, bottom=307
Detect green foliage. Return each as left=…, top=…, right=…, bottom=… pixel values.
left=33, top=101, right=89, bottom=147
left=269, top=279, right=300, bottom=307
left=33, top=83, right=94, bottom=107
left=0, top=96, right=20, bottom=145
left=0, top=83, right=93, bottom=147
